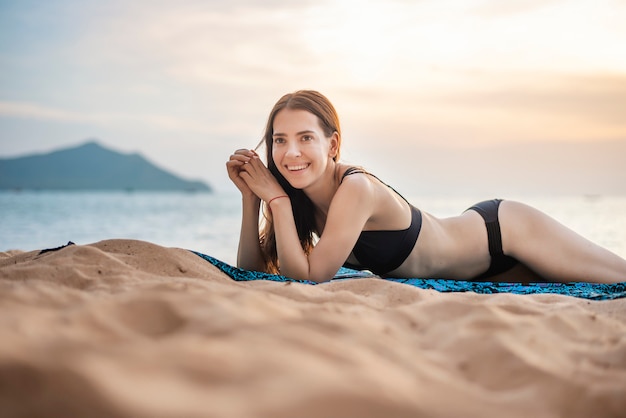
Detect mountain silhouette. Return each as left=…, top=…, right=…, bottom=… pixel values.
left=0, top=141, right=212, bottom=192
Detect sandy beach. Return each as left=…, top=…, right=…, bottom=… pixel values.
left=1, top=239, right=625, bottom=417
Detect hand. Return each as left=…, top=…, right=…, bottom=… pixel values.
left=239, top=153, right=285, bottom=203
left=226, top=149, right=259, bottom=200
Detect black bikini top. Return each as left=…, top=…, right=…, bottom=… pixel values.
left=340, top=167, right=422, bottom=276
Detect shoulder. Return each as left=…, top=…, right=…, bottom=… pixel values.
left=335, top=165, right=376, bottom=204
left=339, top=165, right=370, bottom=183
left=324, top=166, right=377, bottom=232
left=338, top=164, right=372, bottom=186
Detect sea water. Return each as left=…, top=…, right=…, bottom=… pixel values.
left=1, top=191, right=626, bottom=265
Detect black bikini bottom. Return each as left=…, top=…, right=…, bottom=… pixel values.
left=466, top=199, right=518, bottom=280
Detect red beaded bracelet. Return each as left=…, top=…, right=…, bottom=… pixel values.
left=267, top=195, right=289, bottom=208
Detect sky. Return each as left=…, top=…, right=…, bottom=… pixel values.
left=1, top=0, right=625, bottom=195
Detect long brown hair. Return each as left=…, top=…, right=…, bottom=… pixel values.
left=259, top=90, right=342, bottom=273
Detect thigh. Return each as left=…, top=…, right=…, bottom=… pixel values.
left=471, top=262, right=543, bottom=284
left=498, top=200, right=626, bottom=283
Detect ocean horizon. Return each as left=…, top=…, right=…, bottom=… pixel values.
left=2, top=190, right=626, bottom=265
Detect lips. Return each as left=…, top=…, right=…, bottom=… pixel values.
left=286, top=163, right=310, bottom=172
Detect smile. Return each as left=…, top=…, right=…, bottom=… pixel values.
left=286, top=163, right=310, bottom=172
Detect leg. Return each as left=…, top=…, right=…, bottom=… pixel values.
left=471, top=262, right=543, bottom=284
left=498, top=201, right=626, bottom=284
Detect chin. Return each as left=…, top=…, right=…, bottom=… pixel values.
left=280, top=171, right=308, bottom=188
left=285, top=179, right=308, bottom=190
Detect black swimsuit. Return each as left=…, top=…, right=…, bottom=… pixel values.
left=465, top=199, right=518, bottom=280
left=340, top=168, right=518, bottom=280
left=341, top=167, right=422, bottom=275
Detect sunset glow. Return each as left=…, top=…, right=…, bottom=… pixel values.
left=1, top=0, right=625, bottom=193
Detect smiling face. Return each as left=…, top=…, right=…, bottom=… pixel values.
left=271, top=108, right=338, bottom=190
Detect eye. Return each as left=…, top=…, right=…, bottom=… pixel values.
left=302, top=135, right=313, bottom=141
left=273, top=137, right=285, bottom=144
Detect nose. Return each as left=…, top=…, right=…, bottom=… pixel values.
left=285, top=141, right=301, bottom=158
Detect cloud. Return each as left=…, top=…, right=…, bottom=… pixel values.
left=2, top=0, right=626, bottom=191
left=0, top=101, right=215, bottom=134
left=0, top=102, right=83, bottom=123
left=320, top=71, right=626, bottom=159
left=470, top=0, right=562, bottom=18
left=66, top=1, right=323, bottom=85
left=431, top=73, right=626, bottom=139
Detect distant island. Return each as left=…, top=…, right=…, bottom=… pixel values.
left=0, top=141, right=212, bottom=192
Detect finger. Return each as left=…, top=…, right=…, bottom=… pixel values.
left=229, top=153, right=252, bottom=162
left=226, top=160, right=245, bottom=171
left=234, top=149, right=255, bottom=157
left=242, top=158, right=260, bottom=175
left=239, top=170, right=253, bottom=184
left=248, top=155, right=267, bottom=169
left=229, top=157, right=252, bottom=168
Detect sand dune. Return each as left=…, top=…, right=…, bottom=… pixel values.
left=1, top=239, right=625, bottom=417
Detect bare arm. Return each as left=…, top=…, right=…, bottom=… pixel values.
left=237, top=196, right=265, bottom=271
left=270, top=176, right=373, bottom=282
left=226, top=149, right=265, bottom=271
left=239, top=155, right=374, bottom=282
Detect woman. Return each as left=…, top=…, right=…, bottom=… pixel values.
left=227, top=90, right=626, bottom=284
